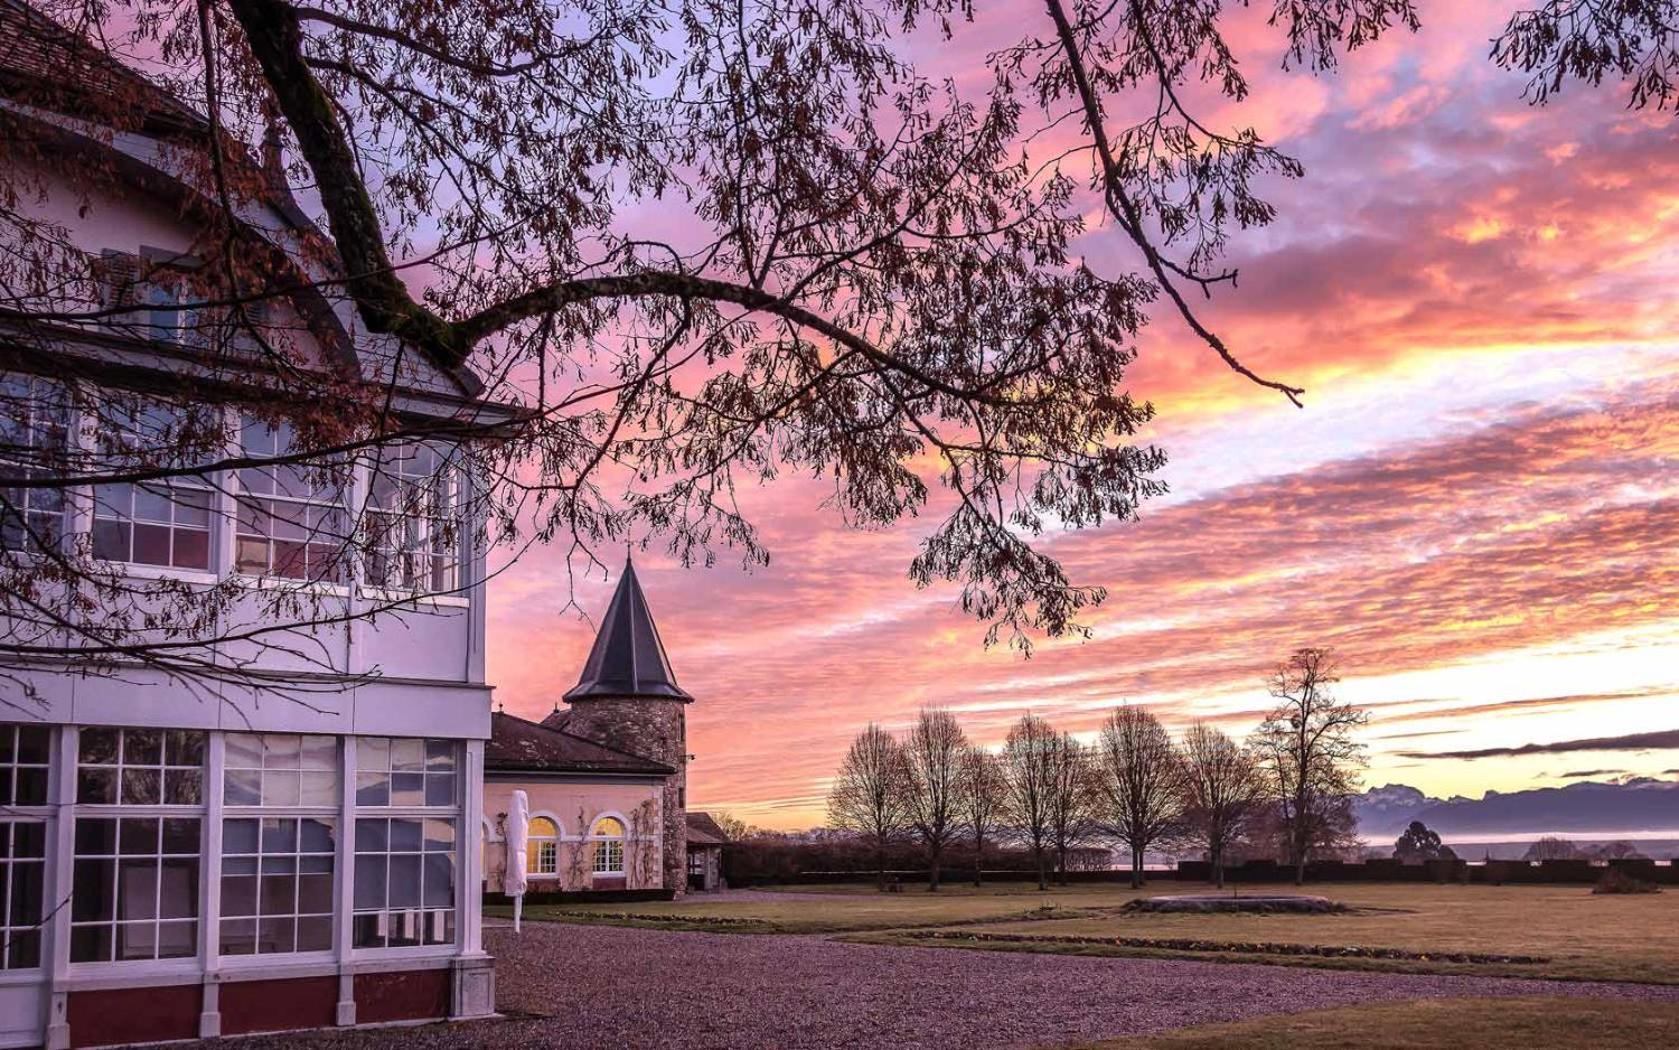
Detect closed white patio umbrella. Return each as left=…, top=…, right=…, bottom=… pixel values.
left=506, top=789, right=530, bottom=933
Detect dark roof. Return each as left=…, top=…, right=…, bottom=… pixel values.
left=564, top=555, right=692, bottom=702
left=686, top=811, right=729, bottom=846
left=540, top=708, right=571, bottom=732
left=0, top=0, right=206, bottom=136
left=485, top=711, right=673, bottom=776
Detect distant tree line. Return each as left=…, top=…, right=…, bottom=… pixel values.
left=825, top=648, right=1369, bottom=890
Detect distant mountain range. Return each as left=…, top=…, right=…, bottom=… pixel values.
left=1354, top=779, right=1679, bottom=840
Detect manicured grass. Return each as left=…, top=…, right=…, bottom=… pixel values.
left=489, top=880, right=1678, bottom=984
left=1107, top=997, right=1679, bottom=1049
left=486, top=882, right=1135, bottom=933
left=874, top=882, right=1679, bottom=984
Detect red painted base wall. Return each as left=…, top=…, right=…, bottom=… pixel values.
left=221, top=975, right=339, bottom=1035
left=68, top=985, right=201, bottom=1048
left=355, top=969, right=451, bottom=1024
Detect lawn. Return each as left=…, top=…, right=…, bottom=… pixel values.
left=1111, top=997, right=1679, bottom=1049
left=490, top=880, right=1679, bottom=984
left=487, top=881, right=1145, bottom=933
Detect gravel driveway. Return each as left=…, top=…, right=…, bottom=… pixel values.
left=229, top=922, right=1679, bottom=1049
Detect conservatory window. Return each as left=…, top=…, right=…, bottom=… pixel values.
left=220, top=816, right=336, bottom=956
left=235, top=417, right=348, bottom=583
left=0, top=821, right=45, bottom=970
left=224, top=733, right=337, bottom=808
left=76, top=728, right=205, bottom=807
left=91, top=401, right=213, bottom=571
left=70, top=815, right=201, bottom=962
left=352, top=737, right=458, bottom=949
left=0, top=724, right=51, bottom=806
left=0, top=375, right=69, bottom=554
left=590, top=817, right=625, bottom=876
left=365, top=441, right=459, bottom=592
left=526, top=817, right=558, bottom=876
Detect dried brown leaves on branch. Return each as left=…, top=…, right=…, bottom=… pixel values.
left=4, top=0, right=1436, bottom=692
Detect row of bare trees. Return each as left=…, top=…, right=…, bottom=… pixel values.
left=828, top=648, right=1369, bottom=890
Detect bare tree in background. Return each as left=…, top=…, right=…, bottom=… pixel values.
left=1000, top=714, right=1059, bottom=891
left=1250, top=648, right=1369, bottom=885
left=1180, top=722, right=1263, bottom=888
left=1045, top=730, right=1096, bottom=886
left=1493, top=0, right=1679, bottom=110
left=0, top=0, right=1443, bottom=698
left=958, top=744, right=1005, bottom=887
left=904, top=707, right=967, bottom=891
left=1096, top=705, right=1186, bottom=889
left=826, top=723, right=910, bottom=891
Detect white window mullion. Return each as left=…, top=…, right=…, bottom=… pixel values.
left=201, top=733, right=224, bottom=971
left=335, top=735, right=356, bottom=965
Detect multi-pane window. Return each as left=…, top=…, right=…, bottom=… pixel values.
left=0, top=821, right=46, bottom=970
left=77, top=728, right=205, bottom=806
left=590, top=817, right=625, bottom=876
left=91, top=402, right=214, bottom=571
left=366, top=442, right=458, bottom=592
left=220, top=816, right=336, bottom=956
left=526, top=816, right=558, bottom=876
left=354, top=738, right=457, bottom=808
left=352, top=817, right=456, bottom=948
left=0, top=376, right=69, bottom=553
left=70, top=815, right=200, bottom=962
left=0, top=724, right=50, bottom=806
left=236, top=418, right=348, bottom=582
left=352, top=736, right=458, bottom=949
left=224, top=734, right=337, bottom=808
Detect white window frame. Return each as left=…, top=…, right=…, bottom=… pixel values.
left=89, top=400, right=216, bottom=575
left=234, top=417, right=350, bottom=585
left=364, top=440, right=461, bottom=594
left=589, top=816, right=626, bottom=877
left=351, top=737, right=461, bottom=954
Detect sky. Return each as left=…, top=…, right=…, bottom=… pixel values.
left=484, top=3, right=1679, bottom=829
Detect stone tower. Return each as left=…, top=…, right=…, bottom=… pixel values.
left=561, top=555, right=693, bottom=896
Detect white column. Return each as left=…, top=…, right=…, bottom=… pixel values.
left=44, top=728, right=76, bottom=1050
left=198, top=733, right=225, bottom=1037
left=460, top=738, right=483, bottom=955
left=334, top=735, right=357, bottom=1026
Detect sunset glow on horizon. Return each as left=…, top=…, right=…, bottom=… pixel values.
left=487, top=4, right=1678, bottom=830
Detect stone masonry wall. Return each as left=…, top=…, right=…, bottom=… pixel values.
left=563, top=698, right=688, bottom=897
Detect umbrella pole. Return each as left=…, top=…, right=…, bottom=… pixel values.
left=514, top=893, right=523, bottom=933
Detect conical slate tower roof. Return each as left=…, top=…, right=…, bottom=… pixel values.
left=563, top=555, right=692, bottom=702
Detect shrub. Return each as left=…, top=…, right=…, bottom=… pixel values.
left=1593, top=868, right=1661, bottom=895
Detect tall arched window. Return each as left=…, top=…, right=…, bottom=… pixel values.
left=590, top=816, right=625, bottom=876
left=527, top=816, right=559, bottom=875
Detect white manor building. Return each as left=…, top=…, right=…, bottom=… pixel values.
left=0, top=3, right=503, bottom=1045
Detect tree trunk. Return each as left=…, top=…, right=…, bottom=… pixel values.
left=928, top=845, right=941, bottom=892
left=1130, top=844, right=1143, bottom=889
left=876, top=840, right=886, bottom=892
left=1035, top=846, right=1047, bottom=891
left=1055, top=843, right=1067, bottom=886
left=1212, top=845, right=1225, bottom=889
left=973, top=830, right=984, bottom=887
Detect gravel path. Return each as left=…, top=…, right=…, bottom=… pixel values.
left=229, top=922, right=1679, bottom=1049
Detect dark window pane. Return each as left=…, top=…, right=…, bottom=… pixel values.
left=9, top=861, right=42, bottom=925
left=261, top=819, right=298, bottom=854
left=299, top=819, right=335, bottom=855
left=259, top=868, right=296, bottom=916
left=352, top=913, right=383, bottom=949
left=6, top=929, right=40, bottom=969
left=389, top=819, right=421, bottom=853
left=164, top=769, right=201, bottom=806
left=161, top=818, right=200, bottom=855
left=297, top=870, right=333, bottom=915
left=79, top=728, right=119, bottom=765
left=424, top=740, right=456, bottom=772
left=422, top=852, right=453, bottom=909
left=91, top=518, right=129, bottom=561
left=131, top=523, right=171, bottom=565
left=221, top=875, right=257, bottom=918
left=220, top=918, right=256, bottom=956
left=121, top=768, right=160, bottom=805
left=14, top=767, right=47, bottom=806
left=166, top=730, right=205, bottom=767
left=172, top=527, right=208, bottom=569
left=224, top=769, right=260, bottom=806
left=222, top=819, right=259, bottom=855
left=71, top=859, right=115, bottom=921
left=123, top=730, right=162, bottom=765
left=77, top=768, right=116, bottom=805
left=13, top=822, right=44, bottom=858
left=355, top=819, right=386, bottom=854
left=74, top=818, right=116, bottom=856
left=424, top=773, right=456, bottom=807
left=0, top=727, right=11, bottom=762
left=15, top=726, right=48, bottom=764
left=69, top=924, right=112, bottom=963
left=353, top=855, right=386, bottom=911
left=388, top=855, right=421, bottom=908
left=119, top=818, right=159, bottom=855
left=257, top=916, right=295, bottom=955
left=296, top=915, right=332, bottom=953
left=354, top=773, right=389, bottom=807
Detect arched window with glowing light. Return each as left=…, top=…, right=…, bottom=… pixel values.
left=590, top=816, right=625, bottom=876
left=526, top=817, right=559, bottom=876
